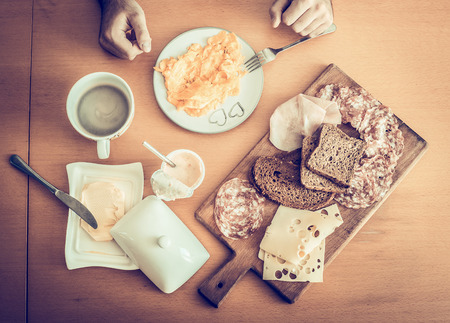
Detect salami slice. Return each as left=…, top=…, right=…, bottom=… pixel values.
left=318, top=85, right=379, bottom=130
left=362, top=117, right=404, bottom=158
left=214, top=178, right=265, bottom=240
left=334, top=160, right=375, bottom=209
left=317, top=84, right=405, bottom=209
left=317, top=84, right=337, bottom=101
left=364, top=140, right=400, bottom=173
left=341, top=90, right=370, bottom=128
left=363, top=155, right=395, bottom=200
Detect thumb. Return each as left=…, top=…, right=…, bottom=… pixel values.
left=129, top=12, right=152, bottom=53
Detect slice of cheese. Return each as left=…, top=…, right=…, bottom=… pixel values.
left=258, top=248, right=264, bottom=261
left=259, top=204, right=342, bottom=265
left=261, top=240, right=325, bottom=282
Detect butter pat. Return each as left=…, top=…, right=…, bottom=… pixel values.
left=80, top=182, right=125, bottom=241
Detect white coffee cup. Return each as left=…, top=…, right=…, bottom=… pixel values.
left=66, top=72, right=135, bottom=159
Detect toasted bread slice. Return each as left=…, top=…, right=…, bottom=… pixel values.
left=306, top=124, right=366, bottom=187
left=252, top=156, right=335, bottom=211
left=275, top=148, right=301, bottom=166
left=301, top=135, right=346, bottom=193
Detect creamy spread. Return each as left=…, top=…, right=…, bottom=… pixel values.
left=150, top=170, right=194, bottom=201
left=151, top=149, right=205, bottom=201
left=80, top=182, right=125, bottom=241
left=162, top=150, right=204, bottom=188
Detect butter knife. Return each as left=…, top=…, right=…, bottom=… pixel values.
left=9, top=154, right=98, bottom=229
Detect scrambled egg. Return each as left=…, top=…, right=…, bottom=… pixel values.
left=155, top=31, right=247, bottom=117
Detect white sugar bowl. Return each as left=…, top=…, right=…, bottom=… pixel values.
left=110, top=195, right=209, bottom=293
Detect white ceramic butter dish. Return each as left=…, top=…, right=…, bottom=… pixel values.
left=110, top=195, right=210, bottom=293
left=65, top=162, right=143, bottom=270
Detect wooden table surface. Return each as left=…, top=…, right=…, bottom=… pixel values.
left=1, top=0, right=449, bottom=321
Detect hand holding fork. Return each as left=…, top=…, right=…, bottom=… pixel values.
left=244, top=23, right=336, bottom=73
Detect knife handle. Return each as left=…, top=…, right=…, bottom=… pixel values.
left=9, top=154, right=57, bottom=194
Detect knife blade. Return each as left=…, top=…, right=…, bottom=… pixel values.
left=9, top=154, right=98, bottom=229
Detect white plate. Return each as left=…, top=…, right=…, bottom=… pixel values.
left=153, top=27, right=264, bottom=134
left=64, top=162, right=144, bottom=270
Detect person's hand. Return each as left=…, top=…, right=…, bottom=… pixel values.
left=98, top=0, right=151, bottom=60
left=269, top=0, right=333, bottom=37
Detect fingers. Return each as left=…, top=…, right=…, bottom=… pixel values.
left=128, top=9, right=152, bottom=53
left=115, top=31, right=144, bottom=60
left=290, top=7, right=318, bottom=35
left=303, top=22, right=329, bottom=38
left=272, top=0, right=333, bottom=36
left=99, top=24, right=143, bottom=60
left=282, top=0, right=309, bottom=26
left=100, top=41, right=142, bottom=61
left=269, top=0, right=291, bottom=28
left=98, top=0, right=151, bottom=60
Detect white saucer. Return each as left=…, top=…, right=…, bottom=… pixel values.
left=64, top=162, right=144, bottom=270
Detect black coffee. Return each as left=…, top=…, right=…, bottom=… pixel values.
left=77, top=85, right=129, bottom=137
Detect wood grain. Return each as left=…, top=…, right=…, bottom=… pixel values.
left=0, top=0, right=32, bottom=321
left=195, top=64, right=428, bottom=307
left=3, top=0, right=450, bottom=320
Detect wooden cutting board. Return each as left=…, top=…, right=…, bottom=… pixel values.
left=194, top=64, right=428, bottom=307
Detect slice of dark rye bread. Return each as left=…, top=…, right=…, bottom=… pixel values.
left=301, top=135, right=347, bottom=193
left=306, top=124, right=366, bottom=187
left=252, top=155, right=335, bottom=211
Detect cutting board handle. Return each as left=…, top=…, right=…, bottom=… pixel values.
left=198, top=252, right=250, bottom=308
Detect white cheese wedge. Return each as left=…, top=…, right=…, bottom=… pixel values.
left=259, top=204, right=343, bottom=265
left=261, top=240, right=325, bottom=282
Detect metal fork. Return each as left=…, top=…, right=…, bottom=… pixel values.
left=244, top=24, right=337, bottom=73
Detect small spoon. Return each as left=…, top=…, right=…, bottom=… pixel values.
left=142, top=141, right=176, bottom=168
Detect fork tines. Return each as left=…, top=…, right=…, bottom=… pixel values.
left=244, top=53, right=264, bottom=73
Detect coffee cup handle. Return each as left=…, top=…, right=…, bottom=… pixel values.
left=97, top=139, right=110, bottom=159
